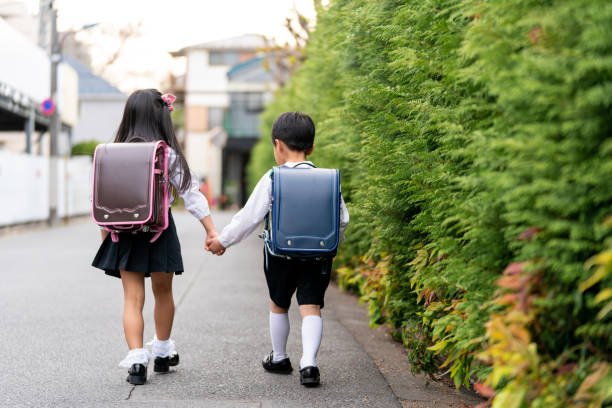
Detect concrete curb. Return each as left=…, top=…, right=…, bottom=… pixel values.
left=326, top=284, right=484, bottom=408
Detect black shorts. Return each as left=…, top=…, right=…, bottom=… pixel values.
left=263, top=249, right=332, bottom=309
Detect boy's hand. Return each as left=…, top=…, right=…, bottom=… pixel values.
left=204, top=231, right=218, bottom=252
left=207, top=238, right=226, bottom=256
left=200, top=215, right=224, bottom=254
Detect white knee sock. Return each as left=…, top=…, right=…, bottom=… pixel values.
left=300, top=315, right=323, bottom=369
left=269, top=312, right=290, bottom=362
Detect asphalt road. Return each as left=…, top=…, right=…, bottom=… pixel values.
left=0, top=211, right=481, bottom=408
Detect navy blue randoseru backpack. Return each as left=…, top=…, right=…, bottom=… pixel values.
left=262, top=163, right=341, bottom=260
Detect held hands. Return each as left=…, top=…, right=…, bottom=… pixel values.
left=200, top=216, right=226, bottom=256
left=207, top=237, right=226, bottom=255
left=205, top=232, right=226, bottom=256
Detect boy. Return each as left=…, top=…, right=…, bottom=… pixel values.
left=208, top=112, right=349, bottom=387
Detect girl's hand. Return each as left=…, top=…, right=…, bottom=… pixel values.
left=207, top=238, right=226, bottom=256
left=204, top=231, right=218, bottom=251
left=200, top=215, right=224, bottom=254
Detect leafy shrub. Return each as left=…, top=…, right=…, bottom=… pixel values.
left=70, top=140, right=100, bottom=157
left=248, top=0, right=612, bottom=406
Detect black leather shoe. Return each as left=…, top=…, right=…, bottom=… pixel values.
left=154, top=356, right=169, bottom=373
left=155, top=352, right=180, bottom=372
left=126, top=363, right=147, bottom=385
left=168, top=352, right=180, bottom=367
left=300, top=366, right=320, bottom=387
left=262, top=351, right=293, bottom=374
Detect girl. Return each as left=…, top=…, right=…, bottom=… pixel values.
left=92, top=89, right=220, bottom=385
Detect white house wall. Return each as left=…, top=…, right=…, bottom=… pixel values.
left=226, top=82, right=272, bottom=93
left=0, top=17, right=49, bottom=102
left=0, top=17, right=79, bottom=127
left=72, top=97, right=127, bottom=144
left=186, top=92, right=229, bottom=108
left=206, top=137, right=222, bottom=200
left=185, top=130, right=223, bottom=197
left=57, top=63, right=79, bottom=127
left=186, top=50, right=230, bottom=99
left=186, top=131, right=209, bottom=178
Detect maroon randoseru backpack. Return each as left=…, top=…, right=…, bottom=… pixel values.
left=91, top=141, right=170, bottom=243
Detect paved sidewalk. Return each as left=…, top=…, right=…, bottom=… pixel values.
left=0, top=211, right=481, bottom=407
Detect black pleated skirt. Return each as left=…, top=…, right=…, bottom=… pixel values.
left=92, top=210, right=184, bottom=278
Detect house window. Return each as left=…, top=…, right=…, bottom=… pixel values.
left=209, top=51, right=240, bottom=66
left=208, top=107, right=224, bottom=129
left=225, top=92, right=264, bottom=137
left=246, top=93, right=264, bottom=113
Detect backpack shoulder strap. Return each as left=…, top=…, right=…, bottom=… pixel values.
left=264, top=168, right=277, bottom=232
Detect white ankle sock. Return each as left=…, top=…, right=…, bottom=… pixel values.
left=269, top=312, right=290, bottom=362
left=300, top=315, right=323, bottom=369
left=118, top=348, right=151, bottom=368
left=152, top=338, right=174, bottom=358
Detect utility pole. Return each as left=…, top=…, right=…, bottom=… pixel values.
left=38, top=0, right=50, bottom=50
left=48, top=2, right=60, bottom=225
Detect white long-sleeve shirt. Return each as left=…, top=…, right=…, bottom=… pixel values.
left=168, top=148, right=210, bottom=220
left=218, top=161, right=350, bottom=248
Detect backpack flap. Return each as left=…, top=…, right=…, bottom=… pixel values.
left=92, top=142, right=160, bottom=226
left=271, top=166, right=341, bottom=257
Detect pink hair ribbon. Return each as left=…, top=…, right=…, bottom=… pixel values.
left=161, top=93, right=176, bottom=112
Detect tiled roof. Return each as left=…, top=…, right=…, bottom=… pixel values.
left=63, top=55, right=124, bottom=96
left=172, top=34, right=267, bottom=56
left=227, top=57, right=275, bottom=83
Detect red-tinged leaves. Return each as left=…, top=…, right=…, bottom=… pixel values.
left=517, top=228, right=542, bottom=241
left=503, top=262, right=526, bottom=276
left=496, top=293, right=518, bottom=306
left=496, top=275, right=530, bottom=291
left=444, top=299, right=464, bottom=312
left=515, top=288, right=530, bottom=313
left=474, top=382, right=496, bottom=398
left=558, top=363, right=578, bottom=374
left=574, top=362, right=611, bottom=402
left=509, top=325, right=531, bottom=344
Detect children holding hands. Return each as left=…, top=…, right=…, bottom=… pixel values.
left=93, top=91, right=347, bottom=389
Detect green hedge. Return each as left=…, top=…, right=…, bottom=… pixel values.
left=248, top=0, right=612, bottom=406
left=71, top=140, right=100, bottom=157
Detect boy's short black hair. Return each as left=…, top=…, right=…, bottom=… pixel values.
left=271, top=112, right=315, bottom=152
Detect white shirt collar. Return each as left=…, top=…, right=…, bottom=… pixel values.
left=283, top=161, right=313, bottom=167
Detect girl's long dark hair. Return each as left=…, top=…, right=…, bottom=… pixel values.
left=115, top=89, right=192, bottom=193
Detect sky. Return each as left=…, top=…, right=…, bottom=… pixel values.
left=38, top=0, right=321, bottom=91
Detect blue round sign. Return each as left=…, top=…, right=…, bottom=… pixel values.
left=41, top=98, right=55, bottom=116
